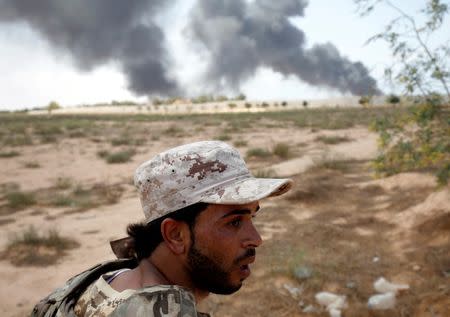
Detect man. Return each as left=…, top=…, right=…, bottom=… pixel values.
left=37, top=140, right=293, bottom=317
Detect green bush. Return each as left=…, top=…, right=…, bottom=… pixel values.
left=386, top=94, right=401, bottom=105
left=272, top=143, right=290, bottom=159
left=233, top=140, right=248, bottom=147
left=106, top=149, right=136, bottom=164
left=24, top=161, right=41, bottom=168
left=253, top=169, right=277, bottom=178
left=6, top=191, right=36, bottom=209
left=4, top=226, right=79, bottom=266
left=216, top=134, right=231, bottom=141
left=246, top=147, right=271, bottom=159
left=315, top=135, right=351, bottom=145
left=371, top=103, right=449, bottom=185
left=0, top=151, right=20, bottom=158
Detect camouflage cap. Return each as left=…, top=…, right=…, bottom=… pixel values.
left=134, top=140, right=293, bottom=223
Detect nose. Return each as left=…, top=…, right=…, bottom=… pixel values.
left=242, top=221, right=263, bottom=248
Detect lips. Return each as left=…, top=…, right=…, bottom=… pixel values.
left=238, top=256, right=255, bottom=279
left=239, top=264, right=251, bottom=279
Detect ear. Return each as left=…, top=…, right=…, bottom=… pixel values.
left=160, top=218, right=190, bottom=255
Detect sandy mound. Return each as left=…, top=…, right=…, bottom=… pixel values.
left=393, top=187, right=450, bottom=229
left=357, top=172, right=437, bottom=191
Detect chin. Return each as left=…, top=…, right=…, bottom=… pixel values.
left=209, top=281, right=242, bottom=295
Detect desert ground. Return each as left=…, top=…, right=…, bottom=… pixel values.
left=0, top=107, right=448, bottom=316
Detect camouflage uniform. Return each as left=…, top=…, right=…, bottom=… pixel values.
left=74, top=270, right=209, bottom=317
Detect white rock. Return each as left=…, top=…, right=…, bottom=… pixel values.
left=368, top=292, right=396, bottom=310
left=329, top=308, right=342, bottom=317
left=302, top=305, right=317, bottom=313
left=282, top=283, right=302, bottom=298
left=315, top=292, right=347, bottom=310
left=374, top=277, right=409, bottom=294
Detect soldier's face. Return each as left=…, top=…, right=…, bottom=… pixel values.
left=186, top=201, right=262, bottom=294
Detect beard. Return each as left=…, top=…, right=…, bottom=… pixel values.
left=187, top=241, right=255, bottom=295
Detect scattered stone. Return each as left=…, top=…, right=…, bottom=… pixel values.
left=315, top=292, right=347, bottom=317
left=373, top=277, right=409, bottom=294
left=372, top=256, right=380, bottom=263
left=293, top=266, right=313, bottom=280
left=302, top=305, right=317, bottom=313
left=412, top=264, right=421, bottom=271
left=282, top=283, right=302, bottom=299
left=368, top=292, right=396, bottom=310
left=346, top=281, right=356, bottom=289
left=329, top=308, right=342, bottom=317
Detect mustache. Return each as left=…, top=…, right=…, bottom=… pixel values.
left=234, top=248, right=256, bottom=264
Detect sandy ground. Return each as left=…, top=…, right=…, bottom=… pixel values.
left=0, top=116, right=448, bottom=317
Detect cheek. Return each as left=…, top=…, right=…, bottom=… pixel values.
left=195, top=228, right=239, bottom=263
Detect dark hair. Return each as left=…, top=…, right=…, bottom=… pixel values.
left=127, top=202, right=208, bottom=261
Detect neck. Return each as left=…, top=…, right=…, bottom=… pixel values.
left=148, top=248, right=210, bottom=303
left=138, top=258, right=171, bottom=286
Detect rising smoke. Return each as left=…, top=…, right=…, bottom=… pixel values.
left=0, top=0, right=380, bottom=97
left=0, top=0, right=180, bottom=95
left=187, top=0, right=381, bottom=95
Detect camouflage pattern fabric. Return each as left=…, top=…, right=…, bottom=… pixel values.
left=134, top=141, right=292, bottom=223
left=74, top=271, right=209, bottom=317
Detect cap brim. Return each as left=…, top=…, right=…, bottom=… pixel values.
left=199, top=177, right=293, bottom=205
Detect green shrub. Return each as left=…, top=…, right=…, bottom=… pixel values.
left=253, top=169, right=277, bottom=178
left=3, top=135, right=33, bottom=146
left=386, top=94, right=401, bottom=105
left=0, top=151, right=20, bottom=158
left=216, top=134, right=231, bottom=141
left=246, top=147, right=271, bottom=159
left=54, top=177, right=73, bottom=190
left=51, top=195, right=74, bottom=207
left=315, top=135, right=351, bottom=145
left=371, top=102, right=449, bottom=185
left=23, top=161, right=40, bottom=168
left=164, top=125, right=183, bottom=136
left=272, top=143, right=290, bottom=159
left=97, top=150, right=109, bottom=158
left=105, top=149, right=136, bottom=164
left=233, top=140, right=248, bottom=147
left=3, top=226, right=79, bottom=266
left=6, top=191, right=36, bottom=209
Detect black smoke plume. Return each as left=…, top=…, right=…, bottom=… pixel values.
left=187, top=0, right=381, bottom=95
left=0, top=0, right=380, bottom=97
left=0, top=0, right=180, bottom=95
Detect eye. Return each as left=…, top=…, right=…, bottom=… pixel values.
left=229, top=218, right=242, bottom=228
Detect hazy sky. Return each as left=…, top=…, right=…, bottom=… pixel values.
left=0, top=0, right=447, bottom=110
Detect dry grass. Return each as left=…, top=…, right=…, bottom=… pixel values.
left=315, top=135, right=352, bottom=144
left=4, top=191, right=36, bottom=210
left=97, top=149, right=136, bottom=164
left=246, top=147, right=272, bottom=159
left=272, top=143, right=291, bottom=159
left=23, top=161, right=41, bottom=168
left=0, top=151, right=20, bottom=158
left=2, top=226, right=79, bottom=266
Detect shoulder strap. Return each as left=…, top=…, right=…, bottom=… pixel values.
left=30, top=258, right=138, bottom=317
